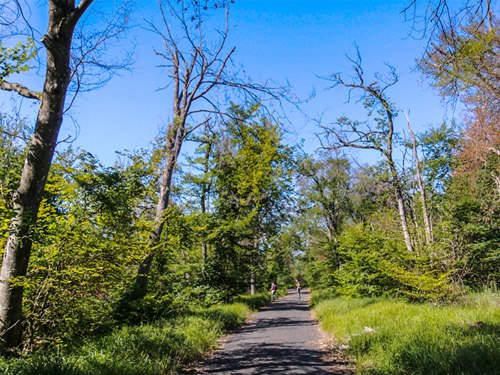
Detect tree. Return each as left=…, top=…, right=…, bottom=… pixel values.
left=320, top=52, right=414, bottom=254
left=0, top=0, right=130, bottom=351
left=135, top=0, right=286, bottom=291
left=402, top=0, right=495, bottom=40
left=20, top=148, right=153, bottom=349
left=418, top=15, right=500, bottom=102
left=418, top=6, right=500, bottom=192
left=182, top=125, right=218, bottom=277
left=297, top=153, right=352, bottom=271
left=208, top=104, right=294, bottom=294
left=406, top=113, right=434, bottom=244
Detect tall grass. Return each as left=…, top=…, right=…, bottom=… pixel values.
left=0, top=293, right=269, bottom=375
left=314, top=291, right=500, bottom=374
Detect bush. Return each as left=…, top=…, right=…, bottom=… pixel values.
left=0, top=292, right=271, bottom=375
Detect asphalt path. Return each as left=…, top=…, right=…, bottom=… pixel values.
left=195, top=289, right=333, bottom=374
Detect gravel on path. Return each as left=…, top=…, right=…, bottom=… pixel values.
left=194, top=289, right=337, bottom=374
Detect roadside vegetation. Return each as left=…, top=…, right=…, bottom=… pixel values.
left=0, top=291, right=286, bottom=375
left=312, top=290, right=500, bottom=375
left=3, top=1, right=500, bottom=373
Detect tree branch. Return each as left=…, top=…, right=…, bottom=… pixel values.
left=0, top=80, right=41, bottom=100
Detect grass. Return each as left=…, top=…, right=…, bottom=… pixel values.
left=0, top=292, right=272, bottom=375
left=314, top=290, right=500, bottom=374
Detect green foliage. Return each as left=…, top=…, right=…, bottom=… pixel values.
left=296, top=153, right=353, bottom=289
left=0, top=293, right=269, bottom=375
left=0, top=110, right=32, bottom=248
left=381, top=258, right=456, bottom=301
left=444, top=152, right=500, bottom=288
left=8, top=148, right=158, bottom=349
left=334, top=220, right=399, bottom=297
left=306, top=206, right=457, bottom=300
left=233, top=291, right=270, bottom=310
left=419, top=122, right=459, bottom=193
left=309, top=288, right=340, bottom=307
left=181, top=103, right=296, bottom=295
left=0, top=39, right=36, bottom=82
left=419, top=20, right=500, bottom=100
left=315, top=293, right=500, bottom=374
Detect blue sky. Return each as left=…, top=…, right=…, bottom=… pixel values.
left=2, top=0, right=453, bottom=166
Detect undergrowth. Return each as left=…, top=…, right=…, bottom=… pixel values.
left=0, top=291, right=274, bottom=375
left=314, top=290, right=500, bottom=375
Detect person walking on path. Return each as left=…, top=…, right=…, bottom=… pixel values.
left=296, top=279, right=302, bottom=299
left=270, top=282, right=277, bottom=301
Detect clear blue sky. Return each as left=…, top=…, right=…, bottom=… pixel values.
left=2, top=0, right=452, bottom=166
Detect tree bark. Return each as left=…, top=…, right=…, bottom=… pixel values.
left=407, top=115, right=433, bottom=244
left=390, top=167, right=415, bottom=253
left=250, top=248, right=256, bottom=296
left=200, top=139, right=212, bottom=277
left=135, top=116, right=185, bottom=290
left=0, top=0, right=93, bottom=351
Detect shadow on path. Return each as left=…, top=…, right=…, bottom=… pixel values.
left=201, top=344, right=331, bottom=374
left=193, top=290, right=334, bottom=375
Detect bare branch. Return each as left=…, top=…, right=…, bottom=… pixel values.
left=0, top=80, right=41, bottom=100
left=319, top=50, right=415, bottom=253
left=73, top=0, right=95, bottom=22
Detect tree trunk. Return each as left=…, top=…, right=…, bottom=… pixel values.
left=407, top=116, right=433, bottom=244
left=250, top=269, right=255, bottom=295
left=393, top=182, right=415, bottom=253
left=386, top=145, right=414, bottom=254
left=134, top=117, right=185, bottom=291
left=0, top=0, right=92, bottom=351
left=200, top=139, right=212, bottom=278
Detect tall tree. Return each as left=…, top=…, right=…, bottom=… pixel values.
left=320, top=52, right=415, bottom=254
left=135, top=0, right=286, bottom=290
left=406, top=114, right=434, bottom=244
left=209, top=104, right=294, bottom=294
left=297, top=153, right=352, bottom=270
left=0, top=0, right=130, bottom=351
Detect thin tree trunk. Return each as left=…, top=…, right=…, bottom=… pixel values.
left=0, top=0, right=93, bottom=350
left=200, top=139, right=212, bottom=278
left=250, top=269, right=255, bottom=295
left=250, top=238, right=258, bottom=295
left=388, top=161, right=415, bottom=254
left=407, top=115, right=433, bottom=244
left=135, top=117, right=185, bottom=291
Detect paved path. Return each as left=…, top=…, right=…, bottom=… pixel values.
left=195, top=289, right=333, bottom=374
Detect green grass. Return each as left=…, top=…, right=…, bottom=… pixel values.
left=0, top=292, right=270, bottom=375
left=314, top=291, right=500, bottom=374
left=310, top=288, right=342, bottom=307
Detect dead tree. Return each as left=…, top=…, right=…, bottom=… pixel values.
left=320, top=52, right=415, bottom=254
left=134, top=0, right=286, bottom=291
left=0, top=0, right=130, bottom=351
left=402, top=0, right=495, bottom=39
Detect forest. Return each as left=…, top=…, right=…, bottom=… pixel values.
left=1, top=0, right=500, bottom=374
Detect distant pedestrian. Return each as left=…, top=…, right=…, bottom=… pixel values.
left=295, top=279, right=302, bottom=299
left=270, top=282, right=277, bottom=301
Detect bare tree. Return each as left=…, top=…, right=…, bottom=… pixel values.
left=320, top=52, right=415, bottom=254
left=134, top=0, right=287, bottom=291
left=402, top=0, right=495, bottom=40
left=0, top=0, right=131, bottom=351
